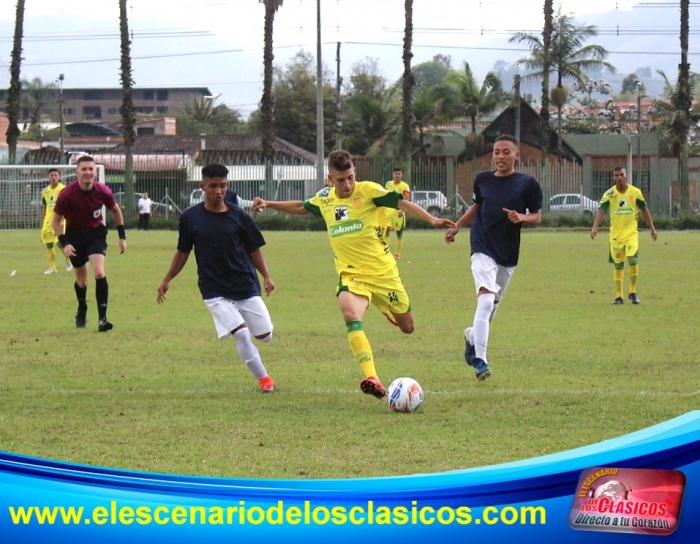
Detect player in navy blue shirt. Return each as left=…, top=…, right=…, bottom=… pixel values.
left=157, top=164, right=277, bottom=393
left=445, top=135, right=542, bottom=381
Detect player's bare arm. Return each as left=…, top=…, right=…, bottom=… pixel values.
left=590, top=209, right=606, bottom=240
left=503, top=208, right=542, bottom=225
left=642, top=208, right=658, bottom=241
left=51, top=212, right=76, bottom=256
left=252, top=197, right=307, bottom=215
left=397, top=199, right=456, bottom=229
left=445, top=203, right=478, bottom=244
left=157, top=251, right=190, bottom=304
left=110, top=204, right=127, bottom=254
left=249, top=249, right=275, bottom=296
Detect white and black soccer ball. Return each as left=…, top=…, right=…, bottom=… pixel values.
left=387, top=377, right=424, bottom=413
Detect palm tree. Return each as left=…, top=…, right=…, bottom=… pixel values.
left=119, top=0, right=136, bottom=213
left=676, top=0, right=692, bottom=213
left=540, top=0, right=553, bottom=171
left=511, top=8, right=615, bottom=158
left=435, top=62, right=507, bottom=158
left=260, top=0, right=284, bottom=166
left=6, top=0, right=25, bottom=164
left=400, top=0, right=415, bottom=167
left=20, top=77, right=58, bottom=142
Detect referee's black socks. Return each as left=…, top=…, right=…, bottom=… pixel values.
left=96, top=277, right=109, bottom=320
left=74, top=282, right=88, bottom=313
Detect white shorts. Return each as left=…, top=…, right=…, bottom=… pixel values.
left=470, top=252, right=515, bottom=300
left=204, top=296, right=273, bottom=339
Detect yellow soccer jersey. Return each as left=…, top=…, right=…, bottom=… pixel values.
left=41, top=183, right=65, bottom=228
left=384, top=180, right=410, bottom=219
left=599, top=184, right=648, bottom=241
left=304, top=181, right=401, bottom=276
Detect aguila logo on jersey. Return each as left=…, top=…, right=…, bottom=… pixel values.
left=334, top=206, right=349, bottom=221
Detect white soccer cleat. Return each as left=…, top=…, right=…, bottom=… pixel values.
left=44, top=268, right=58, bottom=275
left=65, top=261, right=73, bottom=272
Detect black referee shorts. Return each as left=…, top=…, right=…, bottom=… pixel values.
left=66, top=225, right=108, bottom=268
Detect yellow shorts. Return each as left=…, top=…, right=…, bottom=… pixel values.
left=385, top=211, right=406, bottom=232
left=337, top=271, right=411, bottom=317
left=40, top=224, right=58, bottom=245
left=609, top=235, right=639, bottom=264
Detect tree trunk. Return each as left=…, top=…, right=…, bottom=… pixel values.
left=678, top=0, right=691, bottom=213
left=119, top=0, right=136, bottom=213
left=401, top=0, right=414, bottom=173
left=6, top=0, right=25, bottom=165
left=539, top=0, right=554, bottom=211
left=261, top=2, right=278, bottom=188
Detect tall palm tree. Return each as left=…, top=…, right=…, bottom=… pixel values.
left=676, top=0, right=691, bottom=213
left=435, top=62, right=507, bottom=158
left=510, top=9, right=615, bottom=158
left=400, top=0, right=415, bottom=167
left=119, top=0, right=136, bottom=213
left=260, top=0, right=284, bottom=166
left=6, top=0, right=25, bottom=165
left=20, top=77, right=58, bottom=141
left=540, top=0, right=553, bottom=170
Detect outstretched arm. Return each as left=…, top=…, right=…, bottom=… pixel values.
left=397, top=199, right=455, bottom=228
left=157, top=250, right=190, bottom=304
left=252, top=197, right=308, bottom=215
left=445, top=203, right=478, bottom=244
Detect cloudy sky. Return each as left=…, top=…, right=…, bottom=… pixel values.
left=0, top=0, right=691, bottom=118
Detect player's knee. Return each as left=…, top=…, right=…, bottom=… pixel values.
left=400, top=322, right=414, bottom=334
left=614, top=262, right=625, bottom=270
left=255, top=331, right=273, bottom=342
left=628, top=258, right=638, bottom=266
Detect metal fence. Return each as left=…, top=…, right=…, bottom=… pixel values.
left=1, top=154, right=697, bottom=229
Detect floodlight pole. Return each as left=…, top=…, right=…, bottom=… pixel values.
left=58, top=73, right=65, bottom=163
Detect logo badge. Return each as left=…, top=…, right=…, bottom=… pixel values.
left=334, top=206, right=349, bottom=222
left=352, top=197, right=362, bottom=208
left=569, top=467, right=685, bottom=535
left=93, top=209, right=102, bottom=219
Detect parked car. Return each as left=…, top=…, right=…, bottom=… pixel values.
left=549, top=193, right=599, bottom=216
left=412, top=190, right=449, bottom=215
left=113, top=192, right=174, bottom=214
left=188, top=188, right=253, bottom=211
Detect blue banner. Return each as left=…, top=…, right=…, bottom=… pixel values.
left=2, top=411, right=700, bottom=542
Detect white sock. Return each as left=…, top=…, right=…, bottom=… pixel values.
left=473, top=293, right=495, bottom=361
left=232, top=327, right=268, bottom=379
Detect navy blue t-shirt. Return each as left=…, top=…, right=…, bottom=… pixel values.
left=470, top=171, right=542, bottom=267
left=177, top=203, right=265, bottom=300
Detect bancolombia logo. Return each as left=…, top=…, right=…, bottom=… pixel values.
left=330, top=220, right=363, bottom=237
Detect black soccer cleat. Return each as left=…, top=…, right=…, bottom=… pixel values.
left=75, top=312, right=87, bottom=328
left=98, top=318, right=113, bottom=332
left=612, top=297, right=624, bottom=305
left=628, top=293, right=641, bottom=305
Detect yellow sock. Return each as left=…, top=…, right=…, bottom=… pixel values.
left=46, top=247, right=56, bottom=269
left=614, top=268, right=624, bottom=298
left=347, top=321, right=377, bottom=378
left=629, top=264, right=638, bottom=294
left=395, top=238, right=403, bottom=255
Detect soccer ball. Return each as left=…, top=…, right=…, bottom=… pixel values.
left=387, top=377, right=424, bottom=413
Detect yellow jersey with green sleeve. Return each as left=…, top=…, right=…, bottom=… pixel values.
left=384, top=180, right=410, bottom=218
left=41, top=183, right=66, bottom=229
left=304, top=181, right=401, bottom=276
left=598, top=184, right=647, bottom=242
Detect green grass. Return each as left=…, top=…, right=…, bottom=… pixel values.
left=1, top=229, right=698, bottom=479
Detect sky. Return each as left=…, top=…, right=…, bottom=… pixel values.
left=0, top=0, right=692, bottom=119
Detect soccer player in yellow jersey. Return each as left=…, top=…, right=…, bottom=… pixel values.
left=252, top=150, right=455, bottom=399
left=384, top=167, right=411, bottom=259
left=40, top=169, right=72, bottom=274
left=591, top=166, right=657, bottom=304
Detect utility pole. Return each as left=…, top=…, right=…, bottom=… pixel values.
left=636, top=81, right=642, bottom=187
left=335, top=42, right=342, bottom=150
left=58, top=73, right=65, bottom=163
left=513, top=74, right=521, bottom=149
left=315, top=0, right=325, bottom=188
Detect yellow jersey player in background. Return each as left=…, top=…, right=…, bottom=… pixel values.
left=252, top=150, right=454, bottom=399
left=384, top=167, right=411, bottom=259
left=590, top=166, right=657, bottom=304
left=40, top=168, right=72, bottom=274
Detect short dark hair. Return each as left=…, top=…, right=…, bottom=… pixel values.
left=328, top=150, right=354, bottom=172
left=76, top=155, right=95, bottom=164
left=494, top=134, right=518, bottom=146
left=202, top=164, right=229, bottom=179
left=393, top=167, right=402, bottom=173
left=614, top=166, right=625, bottom=172
left=48, top=168, right=59, bottom=174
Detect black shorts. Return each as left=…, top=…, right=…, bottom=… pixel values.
left=66, top=225, right=108, bottom=268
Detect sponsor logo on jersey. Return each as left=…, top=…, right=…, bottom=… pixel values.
left=614, top=209, right=633, bottom=215
left=334, top=206, right=349, bottom=221
left=320, top=187, right=331, bottom=197
left=329, top=220, right=363, bottom=237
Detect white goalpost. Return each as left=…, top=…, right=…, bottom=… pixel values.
left=0, top=164, right=106, bottom=229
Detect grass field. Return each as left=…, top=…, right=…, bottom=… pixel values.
left=1, top=228, right=698, bottom=480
